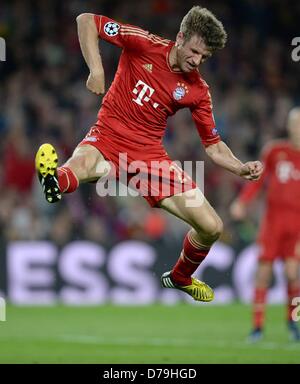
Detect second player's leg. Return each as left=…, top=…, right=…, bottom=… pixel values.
left=255, top=260, right=273, bottom=289
left=249, top=260, right=273, bottom=341
left=284, top=258, right=300, bottom=287
left=284, top=257, right=300, bottom=341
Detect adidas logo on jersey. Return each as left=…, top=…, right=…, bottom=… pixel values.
left=143, top=63, right=153, bottom=73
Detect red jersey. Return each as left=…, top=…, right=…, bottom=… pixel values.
left=239, top=140, right=300, bottom=212
left=93, top=15, right=220, bottom=149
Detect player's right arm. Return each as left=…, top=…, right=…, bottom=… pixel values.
left=76, top=13, right=105, bottom=95
left=77, top=13, right=156, bottom=95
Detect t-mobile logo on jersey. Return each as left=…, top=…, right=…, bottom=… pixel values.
left=132, top=80, right=159, bottom=109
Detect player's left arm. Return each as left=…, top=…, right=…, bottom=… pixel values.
left=205, top=141, right=263, bottom=180
left=191, top=85, right=263, bottom=180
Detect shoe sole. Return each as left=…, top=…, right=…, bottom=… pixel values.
left=35, top=143, right=58, bottom=177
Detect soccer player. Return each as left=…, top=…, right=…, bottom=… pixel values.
left=231, top=107, right=300, bottom=341
left=35, top=6, right=263, bottom=302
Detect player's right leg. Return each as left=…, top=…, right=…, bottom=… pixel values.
left=35, top=143, right=110, bottom=203
left=248, top=260, right=273, bottom=342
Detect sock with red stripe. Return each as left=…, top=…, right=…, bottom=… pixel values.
left=57, top=166, right=79, bottom=193
left=171, top=230, right=210, bottom=286
left=253, top=287, right=267, bottom=329
left=287, top=283, right=300, bottom=321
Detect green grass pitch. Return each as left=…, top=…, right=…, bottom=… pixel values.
left=0, top=304, right=299, bottom=363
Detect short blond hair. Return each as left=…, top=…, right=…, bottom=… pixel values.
left=180, top=6, right=227, bottom=51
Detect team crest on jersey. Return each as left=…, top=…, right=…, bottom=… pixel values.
left=104, top=22, right=120, bottom=36
left=173, top=83, right=189, bottom=101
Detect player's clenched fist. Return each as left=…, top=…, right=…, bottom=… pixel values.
left=86, top=70, right=105, bottom=95
left=239, top=161, right=263, bottom=180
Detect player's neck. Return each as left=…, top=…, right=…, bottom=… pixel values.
left=168, top=45, right=181, bottom=72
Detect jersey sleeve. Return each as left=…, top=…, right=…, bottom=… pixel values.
left=190, top=86, right=221, bottom=147
left=94, top=14, right=153, bottom=51
left=238, top=144, right=273, bottom=204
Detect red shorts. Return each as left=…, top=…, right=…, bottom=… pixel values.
left=79, top=123, right=197, bottom=207
left=258, top=209, right=300, bottom=262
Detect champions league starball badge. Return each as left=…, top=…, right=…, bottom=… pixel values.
left=173, top=83, right=189, bottom=101
left=104, top=22, right=120, bottom=36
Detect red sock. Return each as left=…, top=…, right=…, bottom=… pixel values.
left=171, top=231, right=210, bottom=286
left=253, top=287, right=267, bottom=329
left=57, top=166, right=79, bottom=193
left=287, top=283, right=300, bottom=321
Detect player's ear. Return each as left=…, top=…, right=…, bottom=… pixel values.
left=176, top=31, right=185, bottom=47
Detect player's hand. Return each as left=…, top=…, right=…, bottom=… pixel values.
left=230, top=200, right=247, bottom=221
left=239, top=161, right=263, bottom=180
left=86, top=70, right=105, bottom=95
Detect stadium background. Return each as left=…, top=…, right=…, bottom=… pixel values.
left=0, top=0, right=300, bottom=363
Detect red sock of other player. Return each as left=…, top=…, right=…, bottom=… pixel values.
left=57, top=166, right=79, bottom=193
left=287, top=283, right=300, bottom=321
left=171, top=230, right=210, bottom=286
left=253, top=287, right=267, bottom=329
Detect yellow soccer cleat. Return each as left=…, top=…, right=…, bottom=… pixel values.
left=161, top=271, right=214, bottom=302
left=35, top=143, right=61, bottom=203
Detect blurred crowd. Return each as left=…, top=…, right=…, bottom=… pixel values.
left=0, top=0, right=299, bottom=248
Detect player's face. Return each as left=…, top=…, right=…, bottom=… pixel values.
left=176, top=33, right=212, bottom=72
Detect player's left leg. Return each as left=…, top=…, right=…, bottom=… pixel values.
left=284, top=257, right=300, bottom=341
left=159, top=188, right=223, bottom=302
left=248, top=260, right=273, bottom=342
